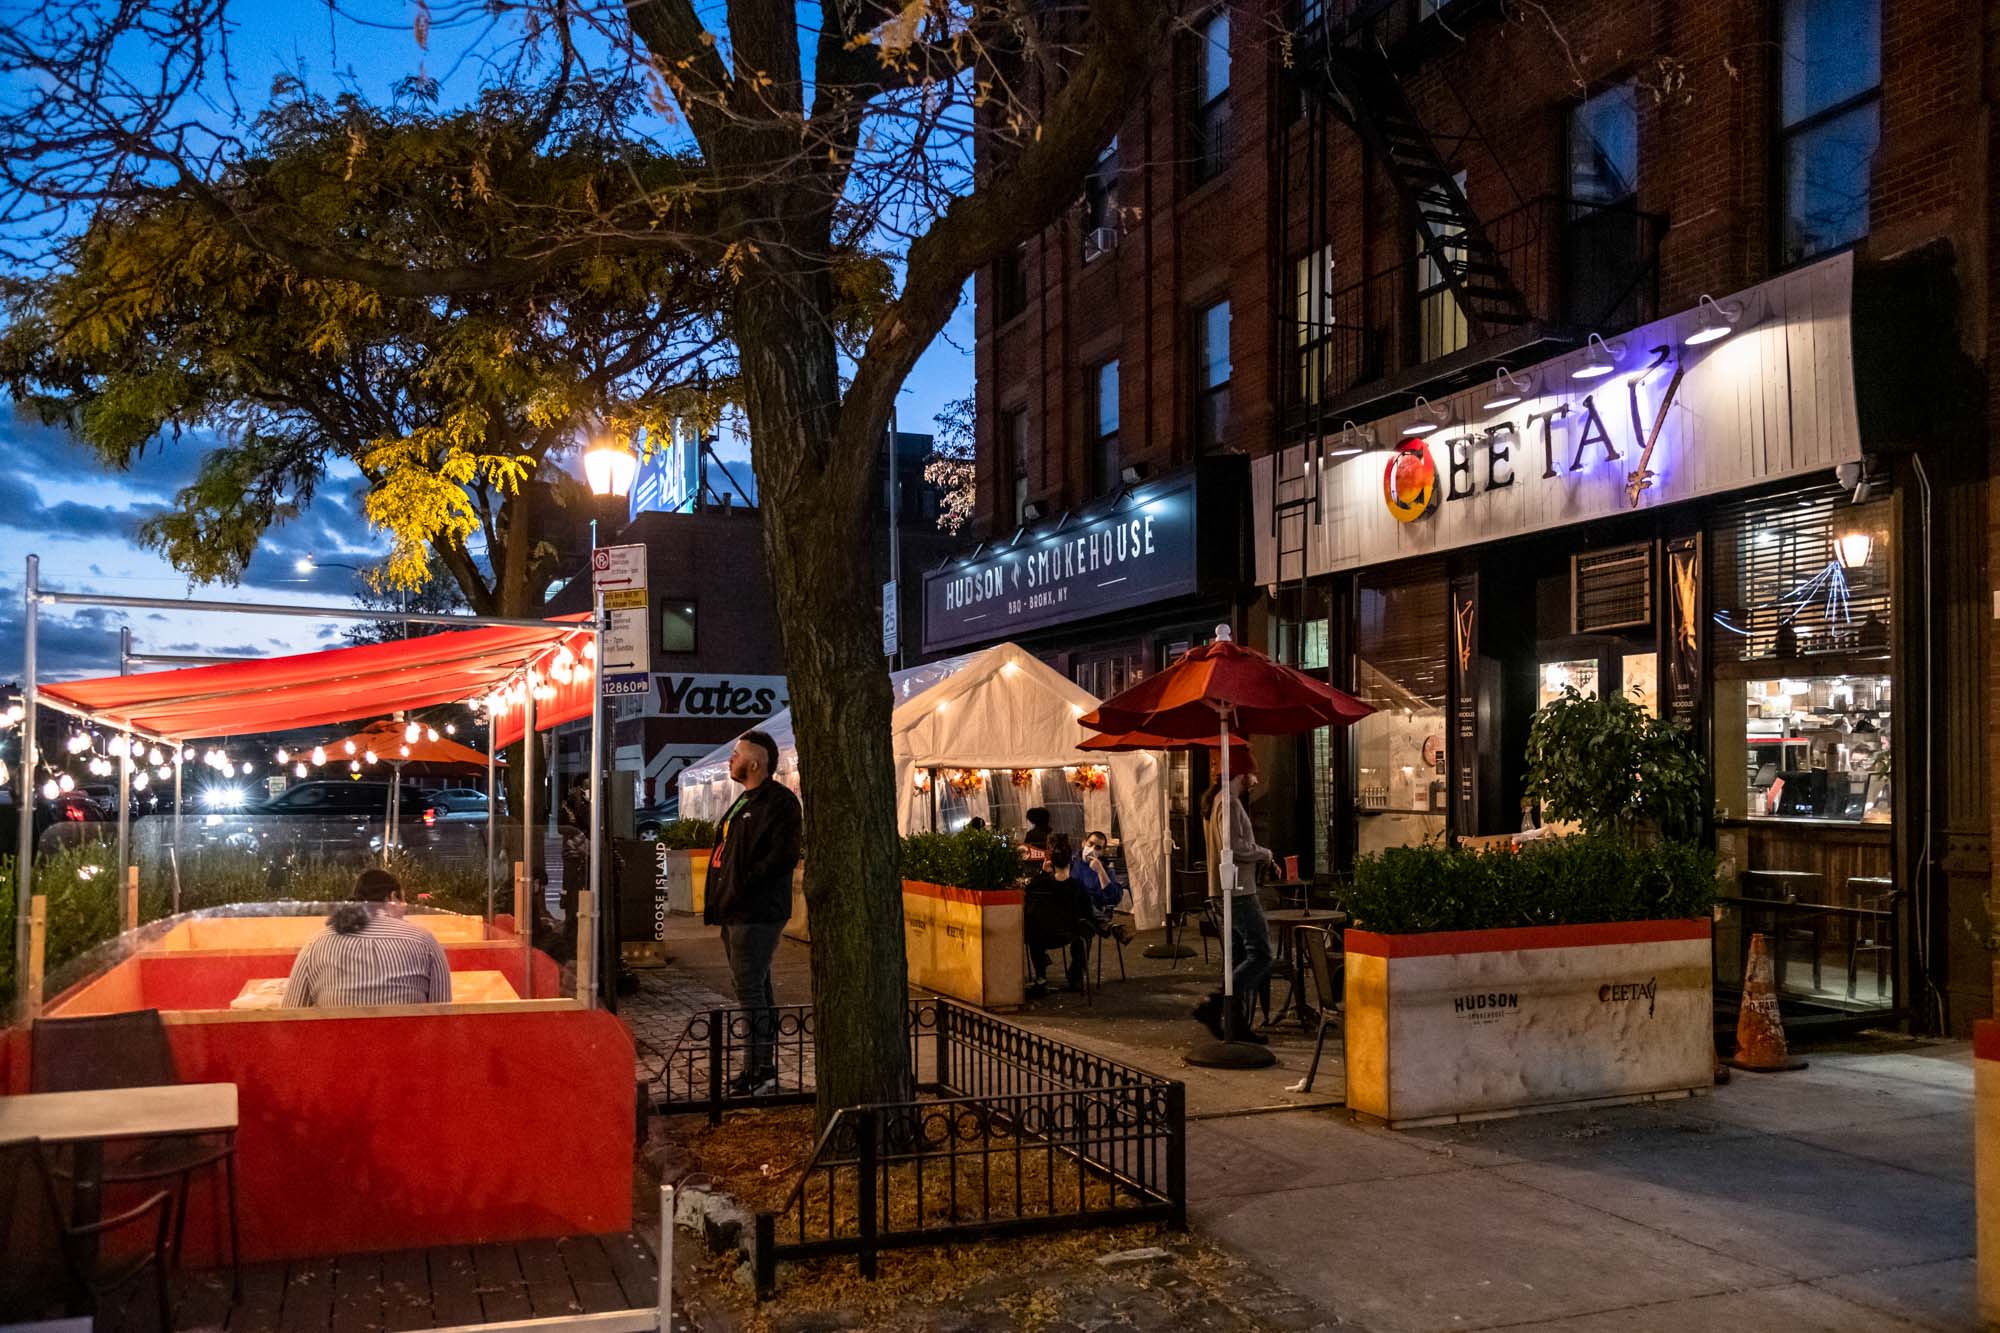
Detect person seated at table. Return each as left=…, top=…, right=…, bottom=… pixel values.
left=283, top=868, right=453, bottom=1008
left=1019, top=806, right=1052, bottom=866
left=1072, top=831, right=1136, bottom=943
left=1024, top=842, right=1095, bottom=993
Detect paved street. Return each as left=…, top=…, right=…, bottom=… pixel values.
left=627, top=924, right=1977, bottom=1331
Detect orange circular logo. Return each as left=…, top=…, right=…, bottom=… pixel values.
left=1383, top=440, right=1440, bottom=523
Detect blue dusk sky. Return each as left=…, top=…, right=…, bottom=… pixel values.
left=0, top=2, right=973, bottom=680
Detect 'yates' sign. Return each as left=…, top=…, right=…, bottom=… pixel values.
left=923, top=475, right=1201, bottom=652
left=651, top=673, right=789, bottom=719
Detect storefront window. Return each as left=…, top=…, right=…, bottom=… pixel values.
left=1352, top=569, right=1448, bottom=854
left=1718, top=673, right=1891, bottom=823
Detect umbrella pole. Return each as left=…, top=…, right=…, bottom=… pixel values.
left=485, top=717, right=496, bottom=925
left=1185, top=705, right=1276, bottom=1071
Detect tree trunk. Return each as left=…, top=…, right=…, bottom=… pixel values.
left=737, top=282, right=913, bottom=1126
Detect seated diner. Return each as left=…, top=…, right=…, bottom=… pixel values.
left=283, top=868, right=454, bottom=1007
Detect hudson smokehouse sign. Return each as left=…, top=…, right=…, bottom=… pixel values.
left=923, top=474, right=1202, bottom=652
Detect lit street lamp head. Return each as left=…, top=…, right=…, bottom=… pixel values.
left=583, top=443, right=637, bottom=499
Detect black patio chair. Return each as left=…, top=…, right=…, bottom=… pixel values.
left=31, top=1009, right=242, bottom=1301
left=1297, top=926, right=1345, bottom=1095
left=1, top=1137, right=175, bottom=1331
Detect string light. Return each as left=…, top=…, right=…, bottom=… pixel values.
left=444, top=724, right=455, bottom=736
left=349, top=760, right=361, bottom=773
left=41, top=779, right=58, bottom=800
left=0, top=759, right=8, bottom=786
left=364, top=750, right=378, bottom=765
left=66, top=733, right=90, bottom=754
left=295, top=763, right=308, bottom=778
left=404, top=722, right=421, bottom=744
left=148, top=747, right=165, bottom=766
left=56, top=774, right=74, bottom=793
left=343, top=740, right=357, bottom=756
left=276, top=748, right=290, bottom=763
left=311, top=746, right=327, bottom=766
left=133, top=771, right=149, bottom=791
left=426, top=727, right=439, bottom=743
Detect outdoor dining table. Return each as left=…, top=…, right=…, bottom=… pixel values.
left=228, top=969, right=521, bottom=1009
left=1261, top=908, right=1347, bottom=1030
left=0, top=1083, right=239, bottom=1309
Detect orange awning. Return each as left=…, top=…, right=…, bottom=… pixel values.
left=41, top=622, right=591, bottom=740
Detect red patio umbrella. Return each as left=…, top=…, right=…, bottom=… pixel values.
left=1079, top=627, right=1373, bottom=1068
left=1075, top=728, right=1252, bottom=762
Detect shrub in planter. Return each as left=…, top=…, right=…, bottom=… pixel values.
left=898, top=827, right=1022, bottom=891
left=1524, top=686, right=1705, bottom=842
left=1346, top=834, right=1717, bottom=935
left=655, top=818, right=717, bottom=851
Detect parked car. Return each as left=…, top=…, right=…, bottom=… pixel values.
left=0, top=791, right=112, bottom=856
left=169, top=780, right=448, bottom=859
left=426, top=787, right=494, bottom=815
left=635, top=800, right=679, bottom=840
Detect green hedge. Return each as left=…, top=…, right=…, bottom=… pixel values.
left=655, top=818, right=716, bottom=851
left=0, top=842, right=491, bottom=1003
left=899, top=827, right=1025, bottom=892
left=1346, top=834, right=1717, bottom=936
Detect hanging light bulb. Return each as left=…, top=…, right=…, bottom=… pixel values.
left=399, top=745, right=411, bottom=758
left=276, top=748, right=290, bottom=763
left=57, top=774, right=75, bottom=793
left=42, top=779, right=59, bottom=800
left=155, top=765, right=171, bottom=780
left=0, top=758, right=7, bottom=786
left=133, top=771, right=149, bottom=791
left=404, top=722, right=421, bottom=744
left=295, top=762, right=308, bottom=778
left=364, top=749, right=378, bottom=765
left=343, top=740, right=357, bottom=756
left=5, top=703, right=22, bottom=723
left=311, top=746, right=327, bottom=766
left=181, top=747, right=194, bottom=762
left=241, top=761, right=255, bottom=775
left=148, top=746, right=165, bottom=766
left=582, top=639, right=597, bottom=661
left=349, top=759, right=362, bottom=773
left=444, top=724, right=456, bottom=736
left=66, top=732, right=90, bottom=754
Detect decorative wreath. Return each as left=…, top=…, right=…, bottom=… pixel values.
left=943, top=768, right=985, bottom=796
left=1009, top=768, right=1035, bottom=790
left=1067, top=764, right=1108, bottom=793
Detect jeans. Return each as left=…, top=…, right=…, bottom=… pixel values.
left=1227, top=891, right=1274, bottom=1001
left=1029, top=935, right=1089, bottom=988
left=721, top=922, right=785, bottom=1075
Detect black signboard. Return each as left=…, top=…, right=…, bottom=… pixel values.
left=922, top=477, right=1202, bottom=653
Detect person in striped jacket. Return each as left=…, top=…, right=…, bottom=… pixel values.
left=283, top=868, right=453, bottom=1008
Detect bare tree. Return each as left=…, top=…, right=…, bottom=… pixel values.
left=0, top=0, right=1179, bottom=1121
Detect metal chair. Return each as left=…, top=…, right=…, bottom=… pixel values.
left=1740, top=870, right=1824, bottom=992
left=1845, top=877, right=1896, bottom=1000
left=30, top=1010, right=241, bottom=1301
left=1, top=1137, right=175, bottom=1330
left=1297, top=926, right=1345, bottom=1095
left=1163, top=870, right=1210, bottom=967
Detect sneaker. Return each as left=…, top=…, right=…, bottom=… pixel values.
left=728, top=1068, right=780, bottom=1097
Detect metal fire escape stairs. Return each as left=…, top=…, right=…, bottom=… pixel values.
left=1292, top=12, right=1533, bottom=342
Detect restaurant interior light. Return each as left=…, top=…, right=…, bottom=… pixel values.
left=1835, top=530, right=1874, bottom=571
left=1685, top=294, right=1744, bottom=346
left=583, top=443, right=638, bottom=499
left=1573, top=333, right=1624, bottom=379
left=1482, top=367, right=1531, bottom=410
left=1401, top=396, right=1451, bottom=437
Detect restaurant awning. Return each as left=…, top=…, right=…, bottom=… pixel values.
left=39, top=622, right=591, bottom=740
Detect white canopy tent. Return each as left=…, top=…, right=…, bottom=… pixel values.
left=679, top=643, right=1170, bottom=929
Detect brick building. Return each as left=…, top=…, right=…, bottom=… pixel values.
left=954, top=0, right=1997, bottom=1033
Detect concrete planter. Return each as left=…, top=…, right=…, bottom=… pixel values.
left=900, top=880, right=1025, bottom=1011
left=663, top=849, right=711, bottom=916
left=1344, top=918, right=1713, bottom=1128
left=1976, top=1020, right=2000, bottom=1325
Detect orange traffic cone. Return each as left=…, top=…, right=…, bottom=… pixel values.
left=1727, top=933, right=1807, bottom=1072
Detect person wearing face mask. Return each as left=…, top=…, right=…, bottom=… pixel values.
left=1072, top=830, right=1137, bottom=943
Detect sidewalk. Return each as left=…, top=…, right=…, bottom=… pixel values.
left=624, top=920, right=1976, bottom=1331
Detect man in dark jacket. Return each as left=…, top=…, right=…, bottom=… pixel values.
left=705, top=729, right=801, bottom=1094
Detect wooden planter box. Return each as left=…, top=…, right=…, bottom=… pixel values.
left=1344, top=918, right=1714, bottom=1128
left=900, top=880, right=1025, bottom=1011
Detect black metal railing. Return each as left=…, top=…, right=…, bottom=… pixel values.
left=682, top=999, right=1186, bottom=1297
left=648, top=1002, right=941, bottom=1124
left=1282, top=194, right=1666, bottom=420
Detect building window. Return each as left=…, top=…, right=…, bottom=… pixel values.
left=1780, top=0, right=1880, bottom=264
left=1352, top=567, right=1448, bottom=853
left=1192, top=300, right=1231, bottom=452
left=1002, top=408, right=1029, bottom=524
left=1190, top=11, right=1230, bottom=187
left=995, top=244, right=1028, bottom=322
left=1564, top=82, right=1643, bottom=327
left=660, top=602, right=697, bottom=654
left=1293, top=246, right=1335, bottom=409
left=1415, top=170, right=1469, bottom=362
left=1089, top=361, right=1120, bottom=496
left=1081, top=140, right=1119, bottom=262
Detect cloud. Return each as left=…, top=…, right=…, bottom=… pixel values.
left=0, top=471, right=164, bottom=542
left=0, top=601, right=125, bottom=680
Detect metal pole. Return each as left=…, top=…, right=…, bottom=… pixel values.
left=522, top=678, right=536, bottom=1000
left=116, top=630, right=131, bottom=929
left=586, top=596, right=605, bottom=1010
left=485, top=713, right=497, bottom=925
left=14, top=556, right=39, bottom=1015
left=171, top=747, right=182, bottom=914
left=38, top=588, right=563, bottom=632
left=658, top=1182, right=675, bottom=1326
left=1218, top=711, right=1236, bottom=1028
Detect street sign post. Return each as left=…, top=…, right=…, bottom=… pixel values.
left=593, top=544, right=651, bottom=695
left=881, top=578, right=899, bottom=658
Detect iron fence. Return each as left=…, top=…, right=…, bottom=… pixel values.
left=748, top=1000, right=1184, bottom=1297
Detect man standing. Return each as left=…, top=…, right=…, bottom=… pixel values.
left=705, top=729, right=802, bottom=1095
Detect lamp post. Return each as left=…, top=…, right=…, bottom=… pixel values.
left=583, top=439, right=636, bottom=1010
left=298, top=556, right=408, bottom=634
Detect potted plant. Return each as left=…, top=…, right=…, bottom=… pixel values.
left=1343, top=688, right=1717, bottom=1127
left=898, top=827, right=1029, bottom=1009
